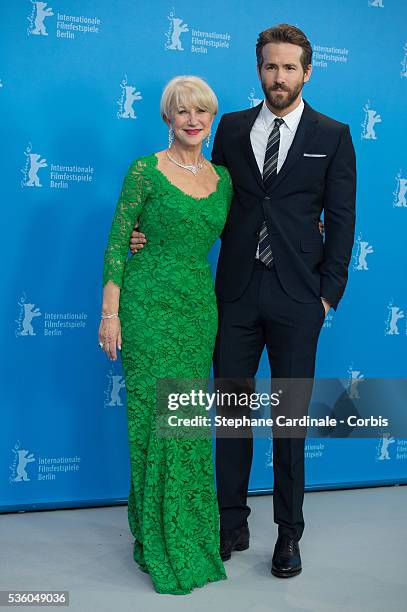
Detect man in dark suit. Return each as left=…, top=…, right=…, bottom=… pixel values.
left=211, top=23, right=356, bottom=577
left=129, top=23, right=356, bottom=579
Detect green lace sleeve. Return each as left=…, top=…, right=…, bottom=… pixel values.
left=103, top=157, right=149, bottom=289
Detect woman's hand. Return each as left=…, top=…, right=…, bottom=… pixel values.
left=98, top=317, right=122, bottom=361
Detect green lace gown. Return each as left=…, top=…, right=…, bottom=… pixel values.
left=102, top=153, right=233, bottom=595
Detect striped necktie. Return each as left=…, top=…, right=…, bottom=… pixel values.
left=258, top=117, right=284, bottom=267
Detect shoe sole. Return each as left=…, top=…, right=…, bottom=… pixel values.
left=221, top=539, right=250, bottom=562
left=271, top=566, right=302, bottom=578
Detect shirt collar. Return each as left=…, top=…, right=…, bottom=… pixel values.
left=260, top=97, right=304, bottom=133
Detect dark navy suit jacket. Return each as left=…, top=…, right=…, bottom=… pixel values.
left=211, top=100, right=356, bottom=311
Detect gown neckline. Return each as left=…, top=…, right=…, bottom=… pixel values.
left=151, top=152, right=223, bottom=202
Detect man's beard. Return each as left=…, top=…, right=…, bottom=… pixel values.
left=262, top=79, right=304, bottom=111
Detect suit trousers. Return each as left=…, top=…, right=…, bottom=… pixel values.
left=213, top=259, right=326, bottom=541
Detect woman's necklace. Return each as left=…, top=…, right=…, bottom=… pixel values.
left=166, top=149, right=205, bottom=176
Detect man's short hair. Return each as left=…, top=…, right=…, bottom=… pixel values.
left=256, top=24, right=313, bottom=71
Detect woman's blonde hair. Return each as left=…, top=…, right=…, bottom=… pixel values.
left=160, top=75, right=218, bottom=120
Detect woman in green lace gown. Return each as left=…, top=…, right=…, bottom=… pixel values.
left=98, top=77, right=233, bottom=595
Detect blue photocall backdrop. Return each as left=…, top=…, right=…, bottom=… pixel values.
left=2, top=0, right=407, bottom=511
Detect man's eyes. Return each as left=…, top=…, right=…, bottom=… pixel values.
left=266, top=65, right=296, bottom=70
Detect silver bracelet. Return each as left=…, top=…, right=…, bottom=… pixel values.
left=101, top=313, right=119, bottom=320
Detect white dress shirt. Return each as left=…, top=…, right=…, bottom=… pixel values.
left=251, top=98, right=304, bottom=258
left=250, top=97, right=304, bottom=174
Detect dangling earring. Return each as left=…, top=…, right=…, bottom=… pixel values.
left=168, top=127, right=174, bottom=149
left=206, top=131, right=211, bottom=148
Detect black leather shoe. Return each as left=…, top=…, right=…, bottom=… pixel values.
left=220, top=524, right=250, bottom=561
left=271, top=534, right=302, bottom=578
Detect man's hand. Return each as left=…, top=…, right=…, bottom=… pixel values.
left=319, top=219, right=329, bottom=316
left=321, top=297, right=330, bottom=317
left=129, top=221, right=146, bottom=254
left=318, top=219, right=324, bottom=235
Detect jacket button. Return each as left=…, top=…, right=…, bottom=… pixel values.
left=264, top=196, right=271, bottom=200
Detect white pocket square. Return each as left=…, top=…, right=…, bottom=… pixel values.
left=303, top=153, right=327, bottom=157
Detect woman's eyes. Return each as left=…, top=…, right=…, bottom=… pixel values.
left=178, top=109, right=207, bottom=114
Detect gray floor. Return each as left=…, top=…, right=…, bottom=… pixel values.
left=1, top=486, right=406, bottom=611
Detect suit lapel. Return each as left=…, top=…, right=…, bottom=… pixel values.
left=239, top=102, right=265, bottom=192
left=268, top=100, right=319, bottom=194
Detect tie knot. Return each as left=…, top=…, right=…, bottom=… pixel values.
left=274, top=117, right=284, bottom=128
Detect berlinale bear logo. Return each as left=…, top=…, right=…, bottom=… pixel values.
left=21, top=143, right=48, bottom=188
left=165, top=9, right=189, bottom=51
left=385, top=302, right=405, bottom=336
left=105, top=370, right=126, bottom=407
left=401, top=43, right=407, bottom=78
left=393, top=171, right=407, bottom=208
left=117, top=75, right=143, bottom=120
left=15, top=294, right=42, bottom=337
left=26, top=154, right=48, bottom=187
left=353, top=235, right=374, bottom=271
left=376, top=434, right=395, bottom=462
left=361, top=102, right=382, bottom=140
left=248, top=89, right=263, bottom=108
left=27, top=1, right=54, bottom=37
left=10, top=442, right=36, bottom=483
